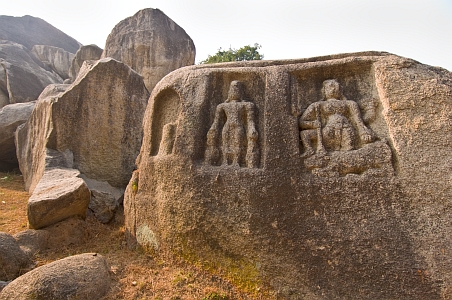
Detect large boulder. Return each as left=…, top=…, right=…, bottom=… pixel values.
left=102, top=8, right=195, bottom=93
left=124, top=52, right=452, bottom=298
left=31, top=45, right=75, bottom=80
left=0, top=253, right=111, bottom=300
left=0, top=102, right=35, bottom=171
left=67, top=44, right=103, bottom=83
left=16, top=58, right=149, bottom=225
left=0, top=232, right=31, bottom=281
left=0, top=15, right=81, bottom=53
left=0, top=40, right=62, bottom=106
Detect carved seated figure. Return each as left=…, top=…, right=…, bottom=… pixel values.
left=299, top=79, right=392, bottom=177
left=205, top=80, right=259, bottom=168
left=299, top=79, right=375, bottom=157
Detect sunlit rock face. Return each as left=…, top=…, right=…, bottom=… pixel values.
left=125, top=52, right=452, bottom=299
left=102, top=8, right=196, bottom=93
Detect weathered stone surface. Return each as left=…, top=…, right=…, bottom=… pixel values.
left=0, top=15, right=81, bottom=53
left=13, top=229, right=49, bottom=257
left=0, top=102, right=35, bottom=171
left=37, top=83, right=70, bottom=100
left=0, top=232, right=31, bottom=281
left=43, top=217, right=88, bottom=249
left=68, top=44, right=103, bottom=83
left=0, top=40, right=62, bottom=105
left=0, top=253, right=110, bottom=300
left=16, top=58, right=149, bottom=194
left=102, top=8, right=195, bottom=92
left=13, top=218, right=88, bottom=255
left=31, top=45, right=75, bottom=80
left=81, top=175, right=124, bottom=223
left=125, top=52, right=452, bottom=298
left=28, top=168, right=90, bottom=229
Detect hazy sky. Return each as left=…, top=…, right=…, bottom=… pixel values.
left=3, top=0, right=452, bottom=70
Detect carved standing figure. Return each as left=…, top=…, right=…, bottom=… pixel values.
left=299, top=79, right=375, bottom=157
left=205, top=81, right=259, bottom=168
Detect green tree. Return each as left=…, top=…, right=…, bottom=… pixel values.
left=200, top=43, right=263, bottom=64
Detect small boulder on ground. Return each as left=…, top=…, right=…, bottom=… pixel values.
left=13, top=230, right=49, bottom=257
left=81, top=175, right=124, bottom=223
left=0, top=232, right=31, bottom=281
left=0, top=253, right=111, bottom=300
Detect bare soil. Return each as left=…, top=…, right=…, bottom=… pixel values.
left=0, top=171, right=269, bottom=299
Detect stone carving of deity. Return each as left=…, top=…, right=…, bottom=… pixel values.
left=299, top=79, right=376, bottom=157
left=205, top=81, right=259, bottom=168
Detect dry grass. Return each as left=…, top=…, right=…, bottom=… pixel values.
left=0, top=171, right=29, bottom=234
left=0, top=171, right=268, bottom=299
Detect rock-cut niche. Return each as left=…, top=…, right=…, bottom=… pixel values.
left=150, top=88, right=180, bottom=156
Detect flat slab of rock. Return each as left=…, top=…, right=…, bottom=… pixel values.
left=0, top=253, right=110, bottom=300
left=0, top=232, right=31, bottom=281
left=28, top=168, right=90, bottom=229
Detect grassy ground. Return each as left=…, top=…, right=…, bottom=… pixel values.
left=0, top=171, right=267, bottom=299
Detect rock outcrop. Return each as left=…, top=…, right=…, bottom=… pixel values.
left=102, top=8, right=195, bottom=92
left=0, top=15, right=80, bottom=53
left=0, top=253, right=110, bottom=300
left=0, top=102, right=35, bottom=171
left=16, top=58, right=149, bottom=226
left=67, top=44, right=103, bottom=83
left=0, top=232, right=31, bottom=281
left=31, top=45, right=75, bottom=80
left=124, top=52, right=452, bottom=299
left=0, top=40, right=63, bottom=106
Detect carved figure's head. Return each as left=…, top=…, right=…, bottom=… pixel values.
left=227, top=80, right=244, bottom=102
left=322, top=79, right=342, bottom=100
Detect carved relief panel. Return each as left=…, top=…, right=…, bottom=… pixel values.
left=291, top=63, right=394, bottom=177
left=203, top=76, right=264, bottom=168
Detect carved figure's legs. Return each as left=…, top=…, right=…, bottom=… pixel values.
left=221, top=123, right=245, bottom=166
left=323, top=114, right=356, bottom=151
left=300, top=129, right=317, bottom=158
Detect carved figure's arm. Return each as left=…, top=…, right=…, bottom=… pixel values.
left=245, top=103, right=258, bottom=141
left=207, top=105, right=224, bottom=142
left=348, top=101, right=375, bottom=143
left=299, top=103, right=321, bottom=130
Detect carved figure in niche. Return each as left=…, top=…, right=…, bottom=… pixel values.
left=298, top=79, right=393, bottom=177
left=205, top=81, right=259, bottom=168
left=299, top=79, right=375, bottom=157
left=158, top=122, right=176, bottom=155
